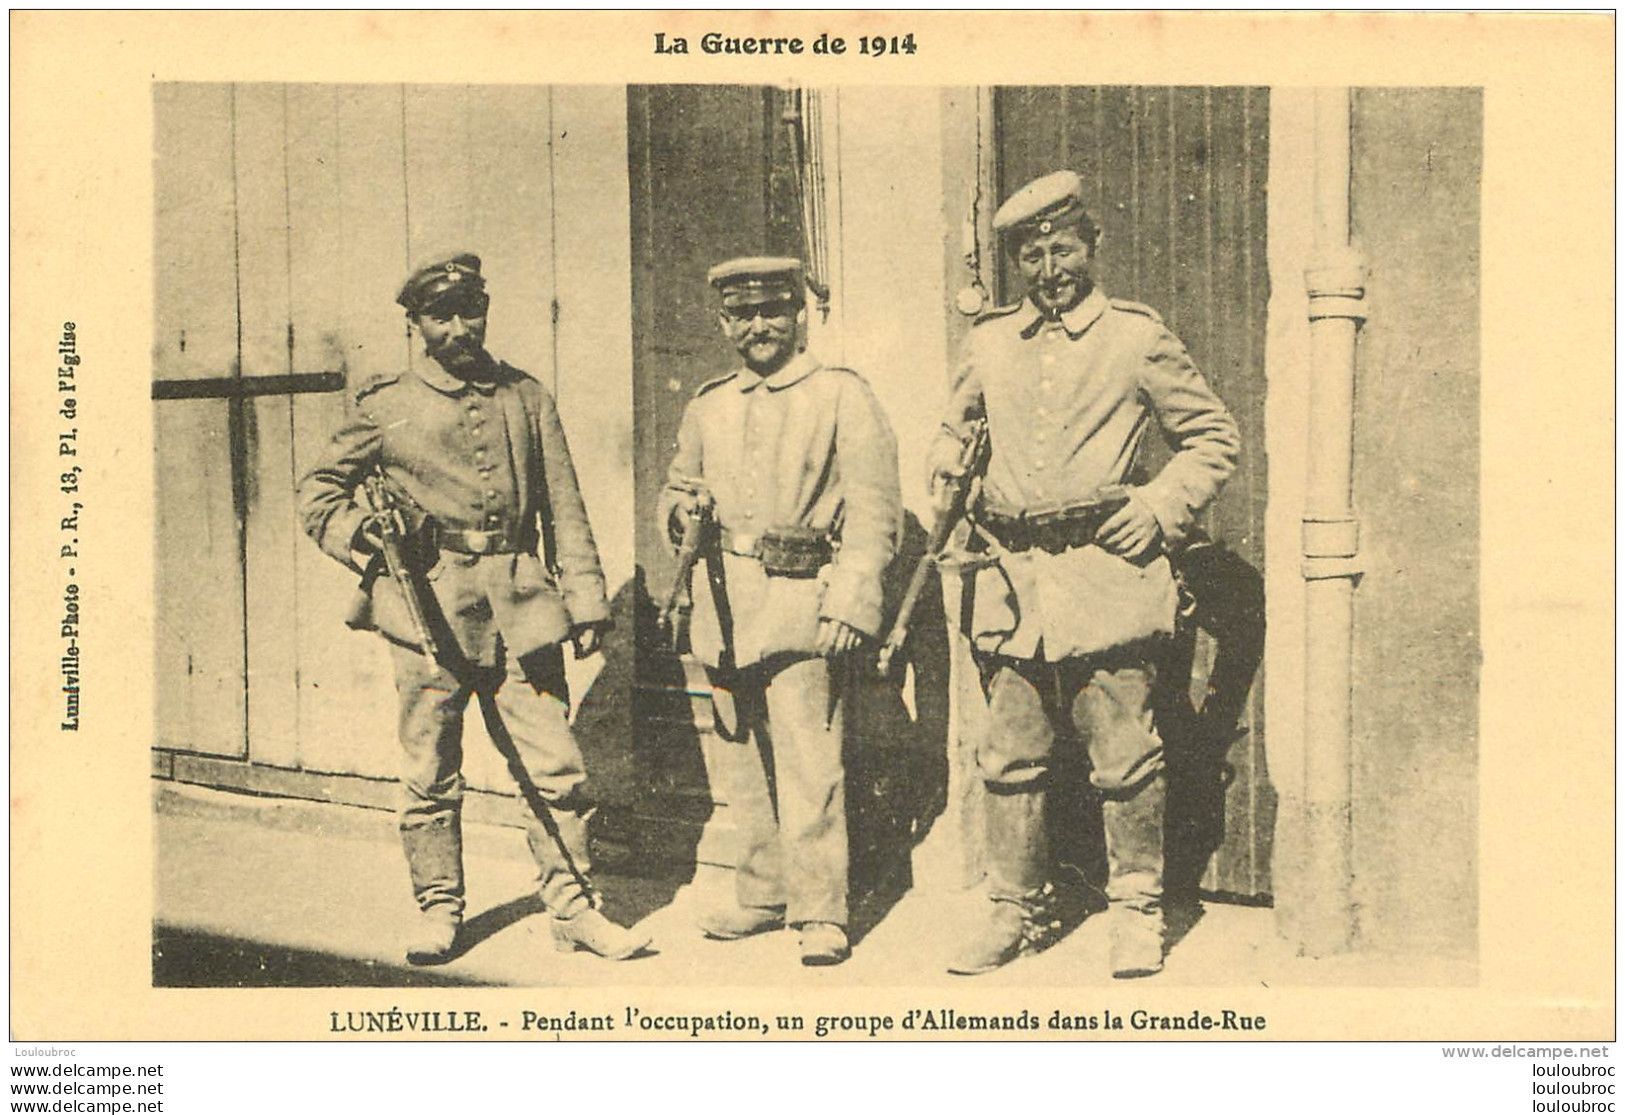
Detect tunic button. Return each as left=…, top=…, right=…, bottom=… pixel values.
left=473, top=425, right=484, bottom=436
left=1033, top=460, right=1046, bottom=470
left=485, top=489, right=497, bottom=500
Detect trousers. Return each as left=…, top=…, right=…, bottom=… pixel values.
left=708, top=654, right=848, bottom=927
left=389, top=640, right=593, bottom=917
left=975, top=641, right=1166, bottom=908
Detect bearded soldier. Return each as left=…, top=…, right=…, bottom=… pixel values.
left=659, top=257, right=902, bottom=966
left=933, top=173, right=1240, bottom=978
left=299, top=253, right=649, bottom=966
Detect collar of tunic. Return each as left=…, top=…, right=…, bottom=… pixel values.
left=1016, top=285, right=1110, bottom=339
left=413, top=353, right=504, bottom=396
left=731, top=351, right=821, bottom=393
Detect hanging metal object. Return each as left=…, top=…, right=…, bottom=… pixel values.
left=955, top=88, right=995, bottom=316
left=782, top=85, right=832, bottom=322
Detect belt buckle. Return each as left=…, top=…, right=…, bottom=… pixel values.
left=466, top=530, right=496, bottom=555
left=729, top=531, right=760, bottom=557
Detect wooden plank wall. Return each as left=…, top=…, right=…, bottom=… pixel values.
left=154, top=84, right=576, bottom=800
left=153, top=84, right=247, bottom=760
left=995, top=87, right=1273, bottom=896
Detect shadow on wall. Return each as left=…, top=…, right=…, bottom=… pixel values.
left=568, top=576, right=710, bottom=924
left=846, top=511, right=953, bottom=942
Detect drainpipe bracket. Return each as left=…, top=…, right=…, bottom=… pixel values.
left=1302, top=516, right=1359, bottom=557
left=1301, top=556, right=1364, bottom=582
left=1305, top=251, right=1369, bottom=322
left=1302, top=517, right=1363, bottom=581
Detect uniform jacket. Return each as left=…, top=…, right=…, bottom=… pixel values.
left=938, top=287, right=1240, bottom=660
left=299, top=356, right=610, bottom=666
left=659, top=352, right=902, bottom=671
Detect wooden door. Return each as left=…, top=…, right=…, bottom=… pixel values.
left=154, top=84, right=568, bottom=799
left=995, top=87, right=1273, bottom=898
left=625, top=85, right=805, bottom=857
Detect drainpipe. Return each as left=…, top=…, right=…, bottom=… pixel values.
left=1298, top=88, right=1366, bottom=956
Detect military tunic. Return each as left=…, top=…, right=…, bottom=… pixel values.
left=940, top=287, right=1240, bottom=662
left=659, top=352, right=902, bottom=927
left=301, top=356, right=610, bottom=666
left=659, top=353, right=901, bottom=669
left=298, top=356, right=610, bottom=914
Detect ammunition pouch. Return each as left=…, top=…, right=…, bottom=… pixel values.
left=973, top=490, right=1131, bottom=555
left=720, top=525, right=834, bottom=577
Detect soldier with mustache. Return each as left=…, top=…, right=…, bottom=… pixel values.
left=932, top=173, right=1241, bottom=978
left=659, top=257, right=902, bottom=967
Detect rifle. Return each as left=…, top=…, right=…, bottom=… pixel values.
left=361, top=471, right=440, bottom=666
left=656, top=483, right=716, bottom=653
left=876, top=416, right=989, bottom=676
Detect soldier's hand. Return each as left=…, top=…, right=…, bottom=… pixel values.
left=816, top=618, right=864, bottom=658
left=354, top=514, right=387, bottom=555
left=1097, top=492, right=1163, bottom=561
left=666, top=505, right=692, bottom=548
left=927, top=435, right=970, bottom=496
left=665, top=485, right=712, bottom=547
left=570, top=622, right=606, bottom=659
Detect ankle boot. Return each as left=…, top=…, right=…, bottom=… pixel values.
left=946, top=884, right=1058, bottom=975
left=528, top=799, right=650, bottom=960
left=405, top=908, right=462, bottom=966
left=550, top=907, right=652, bottom=960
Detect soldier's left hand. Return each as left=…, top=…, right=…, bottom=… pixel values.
left=570, top=622, right=606, bottom=659
left=1097, top=492, right=1163, bottom=560
left=816, top=618, right=864, bottom=658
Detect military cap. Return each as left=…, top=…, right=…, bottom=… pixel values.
left=396, top=252, right=486, bottom=314
left=992, top=171, right=1098, bottom=241
left=707, top=256, right=805, bottom=308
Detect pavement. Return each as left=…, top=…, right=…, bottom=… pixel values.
left=154, top=781, right=1471, bottom=989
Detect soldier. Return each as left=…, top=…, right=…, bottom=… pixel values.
left=659, top=257, right=902, bottom=966
left=299, top=252, right=649, bottom=966
left=933, top=172, right=1241, bottom=978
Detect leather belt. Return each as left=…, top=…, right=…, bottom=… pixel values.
left=973, top=492, right=1130, bottom=555
left=719, top=525, right=833, bottom=576
left=436, top=525, right=527, bottom=555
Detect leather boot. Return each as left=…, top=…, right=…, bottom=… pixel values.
left=798, top=922, right=850, bottom=967
left=947, top=786, right=1055, bottom=975
left=400, top=814, right=465, bottom=965
left=697, top=902, right=785, bottom=941
left=528, top=800, right=650, bottom=961
left=1103, top=776, right=1166, bottom=978
left=550, top=907, right=652, bottom=960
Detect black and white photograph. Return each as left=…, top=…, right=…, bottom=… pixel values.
left=9, top=7, right=1613, bottom=1086
left=142, top=78, right=1479, bottom=994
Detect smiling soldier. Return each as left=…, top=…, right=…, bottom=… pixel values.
left=659, top=257, right=902, bottom=967
left=933, top=173, right=1241, bottom=978
left=299, top=252, right=649, bottom=966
